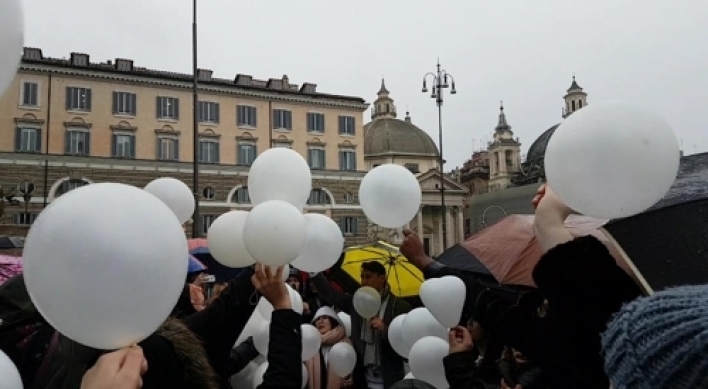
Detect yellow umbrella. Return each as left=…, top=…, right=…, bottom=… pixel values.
left=340, top=241, right=424, bottom=298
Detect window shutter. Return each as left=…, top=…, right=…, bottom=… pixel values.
left=272, top=110, right=277, bottom=129
left=236, top=106, right=241, bottom=126
left=252, top=107, right=257, bottom=127
left=112, top=92, right=119, bottom=114
left=321, top=149, right=327, bottom=169
left=320, top=114, right=325, bottom=133
left=64, top=130, right=71, bottom=154
left=339, top=151, right=344, bottom=170
left=286, top=111, right=292, bottom=129
left=14, top=127, right=21, bottom=151
left=85, top=89, right=92, bottom=111
left=351, top=117, right=356, bottom=135
left=352, top=218, right=358, bottom=234
left=111, top=134, right=117, bottom=157
left=174, top=99, right=180, bottom=120
left=214, top=103, right=220, bottom=123
left=352, top=152, right=357, bottom=171
left=130, top=93, right=137, bottom=115
left=156, top=137, right=162, bottom=160
left=174, top=139, right=180, bottom=161
left=65, top=87, right=72, bottom=110
left=156, top=97, right=161, bottom=118
left=253, top=144, right=258, bottom=164
left=35, top=128, right=42, bottom=153
left=338, top=116, right=344, bottom=134
left=130, top=135, right=136, bottom=158
left=85, top=131, right=91, bottom=155
left=214, top=143, right=220, bottom=163
left=307, top=148, right=313, bottom=166
left=196, top=101, right=202, bottom=122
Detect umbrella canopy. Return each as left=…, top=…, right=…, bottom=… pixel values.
left=0, top=255, right=22, bottom=285
left=339, top=241, right=423, bottom=298
left=439, top=214, right=632, bottom=288
left=188, top=255, right=207, bottom=274
left=188, top=239, right=245, bottom=283
left=604, top=152, right=708, bottom=292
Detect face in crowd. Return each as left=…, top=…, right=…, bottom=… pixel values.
left=359, top=262, right=387, bottom=292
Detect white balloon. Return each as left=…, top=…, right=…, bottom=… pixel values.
left=359, top=164, right=422, bottom=228
left=328, top=342, right=357, bottom=377
left=253, top=325, right=270, bottom=356
left=207, top=210, right=255, bottom=268
left=244, top=200, right=308, bottom=266
left=337, top=312, right=352, bottom=338
left=0, top=349, right=22, bottom=389
left=404, top=372, right=415, bottom=380
left=251, top=361, right=308, bottom=389
left=420, top=276, right=466, bottom=328
left=301, top=363, right=308, bottom=389
left=402, top=308, right=448, bottom=349
left=144, top=177, right=195, bottom=224
left=256, top=284, right=304, bottom=320
left=235, top=310, right=269, bottom=346
left=23, top=183, right=188, bottom=349
left=409, top=337, right=450, bottom=389
left=545, top=101, right=680, bottom=219
left=248, top=148, right=312, bottom=208
left=301, top=324, right=322, bottom=361
left=291, top=214, right=344, bottom=272
left=230, top=360, right=259, bottom=389
left=0, top=0, right=23, bottom=98
left=388, top=314, right=412, bottom=359
left=353, top=286, right=381, bottom=319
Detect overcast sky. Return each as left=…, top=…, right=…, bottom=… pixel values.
left=22, top=0, right=708, bottom=168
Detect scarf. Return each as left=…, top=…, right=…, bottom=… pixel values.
left=361, top=285, right=390, bottom=366
left=306, top=325, right=350, bottom=389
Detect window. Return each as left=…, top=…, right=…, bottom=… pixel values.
left=339, top=116, right=355, bottom=135
left=308, top=147, right=326, bottom=170
left=273, top=109, right=292, bottom=130
left=307, top=112, right=325, bottom=133
left=14, top=126, right=41, bottom=153
left=237, top=105, right=257, bottom=127
left=341, top=217, right=359, bottom=235
left=308, top=189, right=330, bottom=205
left=65, top=128, right=91, bottom=156
left=343, top=192, right=355, bottom=204
left=339, top=149, right=356, bottom=171
left=200, top=215, right=217, bottom=235
left=157, top=97, right=179, bottom=120
left=231, top=187, right=250, bottom=204
left=202, top=186, right=216, bottom=200
left=112, top=132, right=136, bottom=158
left=237, top=142, right=257, bottom=166
left=55, top=178, right=90, bottom=197
left=272, top=141, right=291, bottom=148
left=21, top=82, right=39, bottom=107
left=198, top=101, right=220, bottom=123
left=198, top=139, right=220, bottom=163
left=66, top=87, right=91, bottom=111
left=13, top=212, right=39, bottom=225
left=113, top=92, right=137, bottom=116
left=404, top=163, right=420, bottom=173
left=157, top=136, right=179, bottom=161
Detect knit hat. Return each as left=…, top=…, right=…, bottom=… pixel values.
left=601, top=285, right=708, bottom=389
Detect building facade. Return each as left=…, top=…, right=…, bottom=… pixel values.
left=0, top=48, right=371, bottom=245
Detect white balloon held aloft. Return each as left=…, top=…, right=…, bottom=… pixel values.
left=301, top=324, right=322, bottom=361
left=243, top=200, right=308, bottom=266
left=207, top=211, right=256, bottom=268
left=337, top=311, right=352, bottom=338
left=256, top=284, right=304, bottom=320
left=359, top=164, right=422, bottom=228
left=23, top=183, right=188, bottom=349
left=388, top=314, right=412, bottom=359
left=0, top=349, right=22, bottom=389
left=352, top=286, right=382, bottom=319
left=235, top=309, right=268, bottom=346
left=328, top=342, right=357, bottom=377
left=402, top=308, right=448, bottom=349
left=545, top=101, right=680, bottom=219
left=0, top=0, right=23, bottom=98
left=251, top=362, right=308, bottom=389
left=420, top=276, right=467, bottom=328
left=143, top=177, right=195, bottom=224
left=248, top=148, right=312, bottom=209
left=253, top=326, right=270, bottom=356
left=409, top=336, right=450, bottom=389
left=291, top=213, right=345, bottom=272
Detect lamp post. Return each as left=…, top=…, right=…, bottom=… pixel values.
left=191, top=0, right=200, bottom=238
left=422, top=60, right=456, bottom=250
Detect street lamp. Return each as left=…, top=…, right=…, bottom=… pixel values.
left=191, top=0, right=200, bottom=238
left=422, top=60, right=456, bottom=250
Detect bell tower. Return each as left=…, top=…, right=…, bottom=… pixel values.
left=488, top=102, right=522, bottom=190
left=371, top=78, right=397, bottom=120
left=562, top=75, right=588, bottom=118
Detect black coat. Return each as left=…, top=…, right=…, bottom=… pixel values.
left=443, top=350, right=502, bottom=389
left=311, top=274, right=412, bottom=389
left=425, top=236, right=641, bottom=389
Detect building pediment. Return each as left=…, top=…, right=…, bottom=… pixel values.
left=418, top=169, right=468, bottom=193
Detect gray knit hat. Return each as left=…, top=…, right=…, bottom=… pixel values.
left=601, top=285, right=708, bottom=389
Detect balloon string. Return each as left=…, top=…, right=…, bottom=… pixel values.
left=249, top=291, right=259, bottom=306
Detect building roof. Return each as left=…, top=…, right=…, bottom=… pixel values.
left=364, top=118, right=439, bottom=157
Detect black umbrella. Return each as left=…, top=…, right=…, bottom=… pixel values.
left=605, top=152, right=708, bottom=292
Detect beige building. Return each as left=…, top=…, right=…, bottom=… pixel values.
left=487, top=103, right=522, bottom=191
left=363, top=80, right=468, bottom=256
left=0, top=48, right=371, bottom=245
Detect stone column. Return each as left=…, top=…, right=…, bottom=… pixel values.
left=417, top=206, right=424, bottom=236
left=457, top=207, right=465, bottom=242
left=446, top=207, right=454, bottom=247
left=437, top=210, right=444, bottom=255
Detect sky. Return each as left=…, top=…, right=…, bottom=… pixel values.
left=21, top=0, right=708, bottom=168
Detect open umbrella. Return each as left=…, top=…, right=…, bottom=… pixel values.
left=0, top=255, right=22, bottom=285
left=188, top=239, right=245, bottom=282
left=188, top=255, right=207, bottom=274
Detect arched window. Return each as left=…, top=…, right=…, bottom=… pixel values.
left=230, top=186, right=250, bottom=204
left=54, top=178, right=90, bottom=198
left=571, top=100, right=576, bottom=111
left=307, top=189, right=331, bottom=205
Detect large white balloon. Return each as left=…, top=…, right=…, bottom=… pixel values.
left=353, top=286, right=381, bottom=319
left=23, top=183, right=188, bottom=349
left=144, top=177, right=195, bottom=224
left=0, top=0, right=23, bottom=98
left=207, top=211, right=255, bottom=268
left=328, top=342, right=357, bottom=377
left=359, top=164, right=422, bottom=228
left=235, top=309, right=269, bottom=346
left=0, top=349, right=22, bottom=389
left=291, top=213, right=344, bottom=272
left=388, top=314, right=412, bottom=359
left=545, top=101, right=680, bottom=218
left=248, top=148, right=312, bottom=209
left=402, top=308, right=448, bottom=349
left=409, top=336, right=450, bottom=389
left=253, top=325, right=270, bottom=356
left=243, top=200, right=308, bottom=266
left=337, top=311, right=352, bottom=338
left=301, top=324, right=322, bottom=361
left=420, top=276, right=466, bottom=328
left=256, top=284, right=304, bottom=320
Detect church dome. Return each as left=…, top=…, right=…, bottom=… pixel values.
left=364, top=118, right=439, bottom=156
left=525, top=123, right=560, bottom=164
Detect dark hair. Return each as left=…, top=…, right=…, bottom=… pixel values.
left=317, top=315, right=340, bottom=328
left=361, top=261, right=386, bottom=276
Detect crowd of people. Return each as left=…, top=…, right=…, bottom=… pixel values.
left=1, top=184, right=706, bottom=389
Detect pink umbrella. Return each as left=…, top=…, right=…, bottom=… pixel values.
left=0, top=255, right=23, bottom=284
left=188, top=238, right=208, bottom=252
